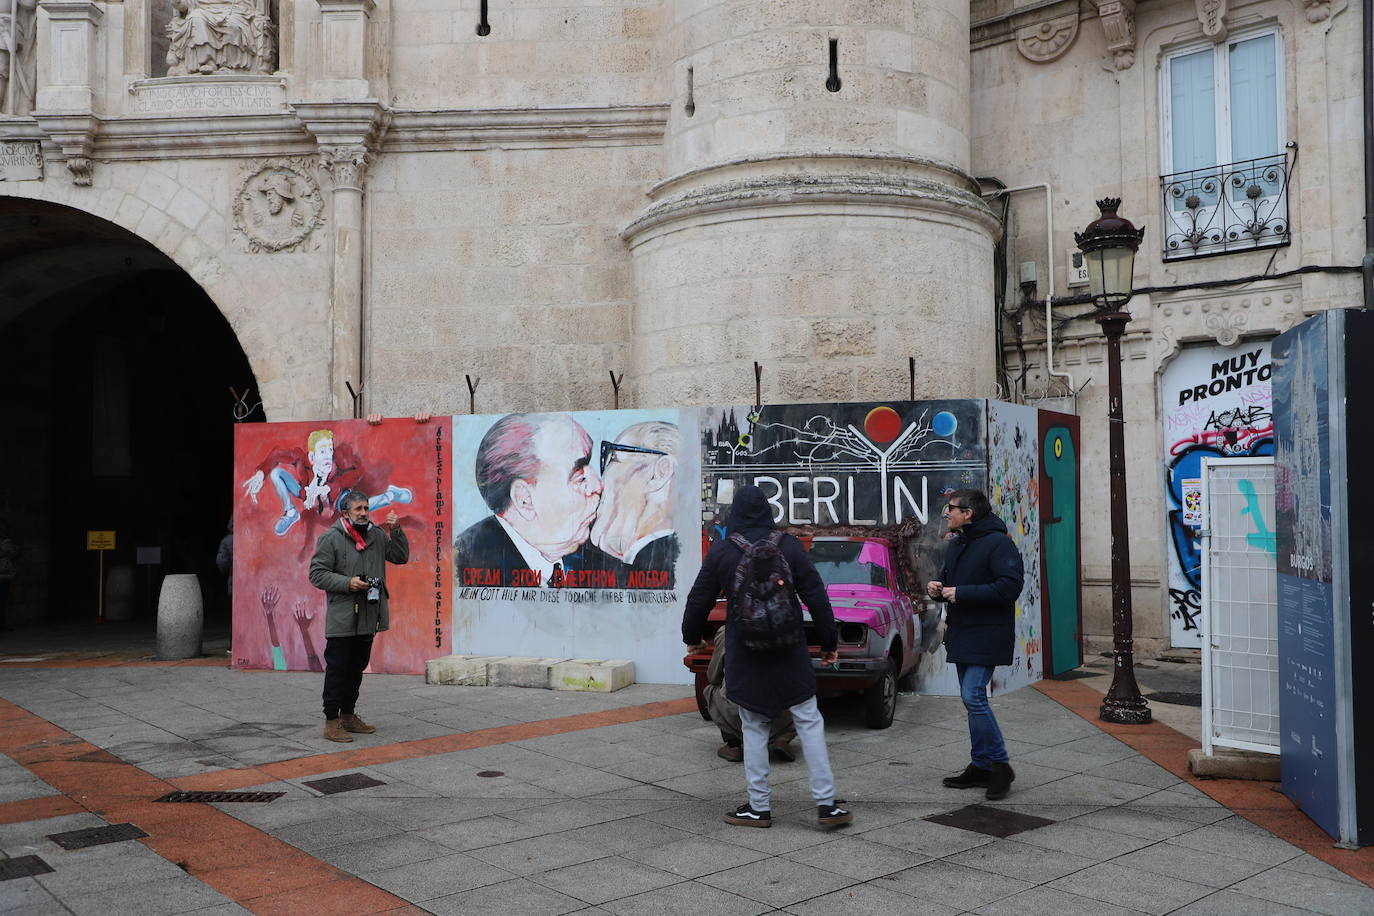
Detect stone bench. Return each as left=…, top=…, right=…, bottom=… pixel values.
left=425, top=655, right=635, bottom=693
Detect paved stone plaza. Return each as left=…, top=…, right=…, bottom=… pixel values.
left=0, top=661, right=1369, bottom=915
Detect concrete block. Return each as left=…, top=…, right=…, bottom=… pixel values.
left=1187, top=747, right=1280, bottom=781
left=490, top=657, right=569, bottom=689
left=426, top=654, right=503, bottom=686
left=550, top=659, right=636, bottom=693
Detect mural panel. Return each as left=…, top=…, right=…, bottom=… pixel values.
left=1160, top=341, right=1274, bottom=646
left=987, top=401, right=1041, bottom=692
left=701, top=400, right=987, bottom=695
left=232, top=418, right=452, bottom=674
left=452, top=409, right=701, bottom=684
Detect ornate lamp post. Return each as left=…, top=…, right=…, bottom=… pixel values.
left=1075, top=198, right=1152, bottom=725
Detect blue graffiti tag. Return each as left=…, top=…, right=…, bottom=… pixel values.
left=1237, top=477, right=1277, bottom=555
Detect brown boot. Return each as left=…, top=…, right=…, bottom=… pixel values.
left=323, top=718, right=353, bottom=743
left=339, top=713, right=376, bottom=734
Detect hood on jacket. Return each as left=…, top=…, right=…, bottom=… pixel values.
left=729, top=485, right=776, bottom=532
left=963, top=512, right=1008, bottom=539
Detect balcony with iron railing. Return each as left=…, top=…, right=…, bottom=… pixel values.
left=1160, top=147, right=1293, bottom=259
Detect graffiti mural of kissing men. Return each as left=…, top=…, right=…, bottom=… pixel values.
left=454, top=414, right=604, bottom=588
left=577, top=420, right=681, bottom=589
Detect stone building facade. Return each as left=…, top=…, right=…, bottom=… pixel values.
left=0, top=0, right=1363, bottom=655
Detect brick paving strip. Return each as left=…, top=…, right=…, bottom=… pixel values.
left=0, top=692, right=694, bottom=914
left=1036, top=678, right=1374, bottom=887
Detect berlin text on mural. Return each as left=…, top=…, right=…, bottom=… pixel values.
left=1177, top=348, right=1271, bottom=405
left=753, top=474, right=929, bottom=526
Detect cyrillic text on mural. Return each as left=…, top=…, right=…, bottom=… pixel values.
left=1092, top=0, right=1138, bottom=69
left=232, top=158, right=326, bottom=253
left=165, top=0, right=277, bottom=76
left=1015, top=12, right=1080, bottom=63
left=1197, top=0, right=1229, bottom=40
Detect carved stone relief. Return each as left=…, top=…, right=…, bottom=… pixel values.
left=0, top=0, right=37, bottom=115
left=166, top=0, right=276, bottom=77
left=1197, top=0, right=1228, bottom=40
left=1094, top=0, right=1137, bottom=70
left=1015, top=13, right=1080, bottom=63
left=1302, top=0, right=1332, bottom=21
left=319, top=144, right=373, bottom=190
left=1154, top=287, right=1299, bottom=364
left=232, top=159, right=326, bottom=252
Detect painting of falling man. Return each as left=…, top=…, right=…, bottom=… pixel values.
left=232, top=417, right=452, bottom=674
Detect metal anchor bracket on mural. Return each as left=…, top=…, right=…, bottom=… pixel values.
left=229, top=386, right=262, bottom=423
left=909, top=357, right=916, bottom=401
left=609, top=371, right=623, bottom=410
left=345, top=382, right=364, bottom=420
left=753, top=361, right=763, bottom=408
left=465, top=375, right=480, bottom=414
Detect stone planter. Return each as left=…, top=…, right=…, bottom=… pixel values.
left=157, top=573, right=203, bottom=660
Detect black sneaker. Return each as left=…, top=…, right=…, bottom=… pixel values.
left=817, top=803, right=852, bottom=828
left=985, top=762, right=1016, bottom=801
left=942, top=763, right=991, bottom=789
left=723, top=803, right=771, bottom=828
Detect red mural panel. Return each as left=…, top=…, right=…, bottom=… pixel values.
left=231, top=417, right=452, bottom=674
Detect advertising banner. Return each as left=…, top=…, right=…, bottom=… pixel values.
left=232, top=418, right=452, bottom=674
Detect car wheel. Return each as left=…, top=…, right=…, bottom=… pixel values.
left=863, top=656, right=898, bottom=729
left=694, top=672, right=711, bottom=720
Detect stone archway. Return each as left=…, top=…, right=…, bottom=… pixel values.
left=0, top=196, right=261, bottom=633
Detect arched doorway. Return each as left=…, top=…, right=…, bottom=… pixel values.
left=0, top=196, right=260, bottom=638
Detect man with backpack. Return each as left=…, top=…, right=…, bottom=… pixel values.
left=926, top=488, right=1024, bottom=801
left=682, top=484, right=852, bottom=830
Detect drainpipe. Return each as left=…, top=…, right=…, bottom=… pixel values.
left=1364, top=0, right=1373, bottom=309
left=983, top=183, right=1074, bottom=395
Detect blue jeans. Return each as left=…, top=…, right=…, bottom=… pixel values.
left=956, top=663, right=1008, bottom=769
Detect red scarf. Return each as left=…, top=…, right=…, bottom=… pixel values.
left=344, top=519, right=369, bottom=551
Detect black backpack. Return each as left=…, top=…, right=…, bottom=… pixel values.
left=727, top=532, right=803, bottom=652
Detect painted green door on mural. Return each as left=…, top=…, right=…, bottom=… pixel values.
left=1042, top=426, right=1081, bottom=674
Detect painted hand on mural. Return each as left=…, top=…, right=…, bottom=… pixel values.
left=242, top=469, right=265, bottom=503
left=292, top=600, right=323, bottom=673
left=260, top=584, right=286, bottom=670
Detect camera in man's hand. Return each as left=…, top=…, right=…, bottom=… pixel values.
left=363, top=576, right=382, bottom=603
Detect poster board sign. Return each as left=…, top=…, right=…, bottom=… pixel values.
left=232, top=418, right=453, bottom=674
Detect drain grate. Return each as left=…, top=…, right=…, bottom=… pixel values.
left=47, top=823, right=149, bottom=850
left=1146, top=691, right=1202, bottom=707
left=925, top=804, right=1054, bottom=838
left=302, top=773, right=386, bottom=795
left=0, top=855, right=55, bottom=881
left=155, top=791, right=285, bottom=804
left=476, top=770, right=504, bottom=778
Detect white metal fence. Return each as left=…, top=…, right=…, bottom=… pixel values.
left=1201, top=457, right=1279, bottom=755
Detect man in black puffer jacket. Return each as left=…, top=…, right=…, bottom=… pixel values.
left=682, top=485, right=851, bottom=830
left=927, top=488, right=1024, bottom=801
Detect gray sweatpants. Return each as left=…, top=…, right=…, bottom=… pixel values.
left=738, top=696, right=835, bottom=812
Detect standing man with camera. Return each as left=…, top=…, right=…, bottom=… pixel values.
left=926, top=488, right=1024, bottom=801
left=308, top=490, right=409, bottom=743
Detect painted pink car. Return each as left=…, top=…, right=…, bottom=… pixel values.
left=685, top=535, right=939, bottom=728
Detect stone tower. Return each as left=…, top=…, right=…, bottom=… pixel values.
left=623, top=0, right=1001, bottom=408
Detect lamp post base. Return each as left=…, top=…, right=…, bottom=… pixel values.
left=1100, top=699, right=1153, bottom=725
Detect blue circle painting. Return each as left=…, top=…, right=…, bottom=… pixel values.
left=932, top=410, right=958, bottom=438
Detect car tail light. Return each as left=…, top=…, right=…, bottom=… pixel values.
left=839, top=623, right=866, bottom=644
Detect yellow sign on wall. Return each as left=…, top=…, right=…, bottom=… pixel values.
left=86, top=531, right=116, bottom=551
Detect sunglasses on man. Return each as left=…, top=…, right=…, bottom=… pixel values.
left=942, top=502, right=971, bottom=518
left=600, top=440, right=668, bottom=475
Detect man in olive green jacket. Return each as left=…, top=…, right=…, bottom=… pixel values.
left=308, top=490, right=409, bottom=742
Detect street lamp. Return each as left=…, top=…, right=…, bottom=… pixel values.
left=1074, top=198, right=1151, bottom=725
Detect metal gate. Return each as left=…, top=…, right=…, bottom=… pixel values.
left=1200, top=457, right=1279, bottom=755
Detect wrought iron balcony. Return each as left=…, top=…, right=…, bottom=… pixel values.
left=1160, top=151, right=1292, bottom=259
